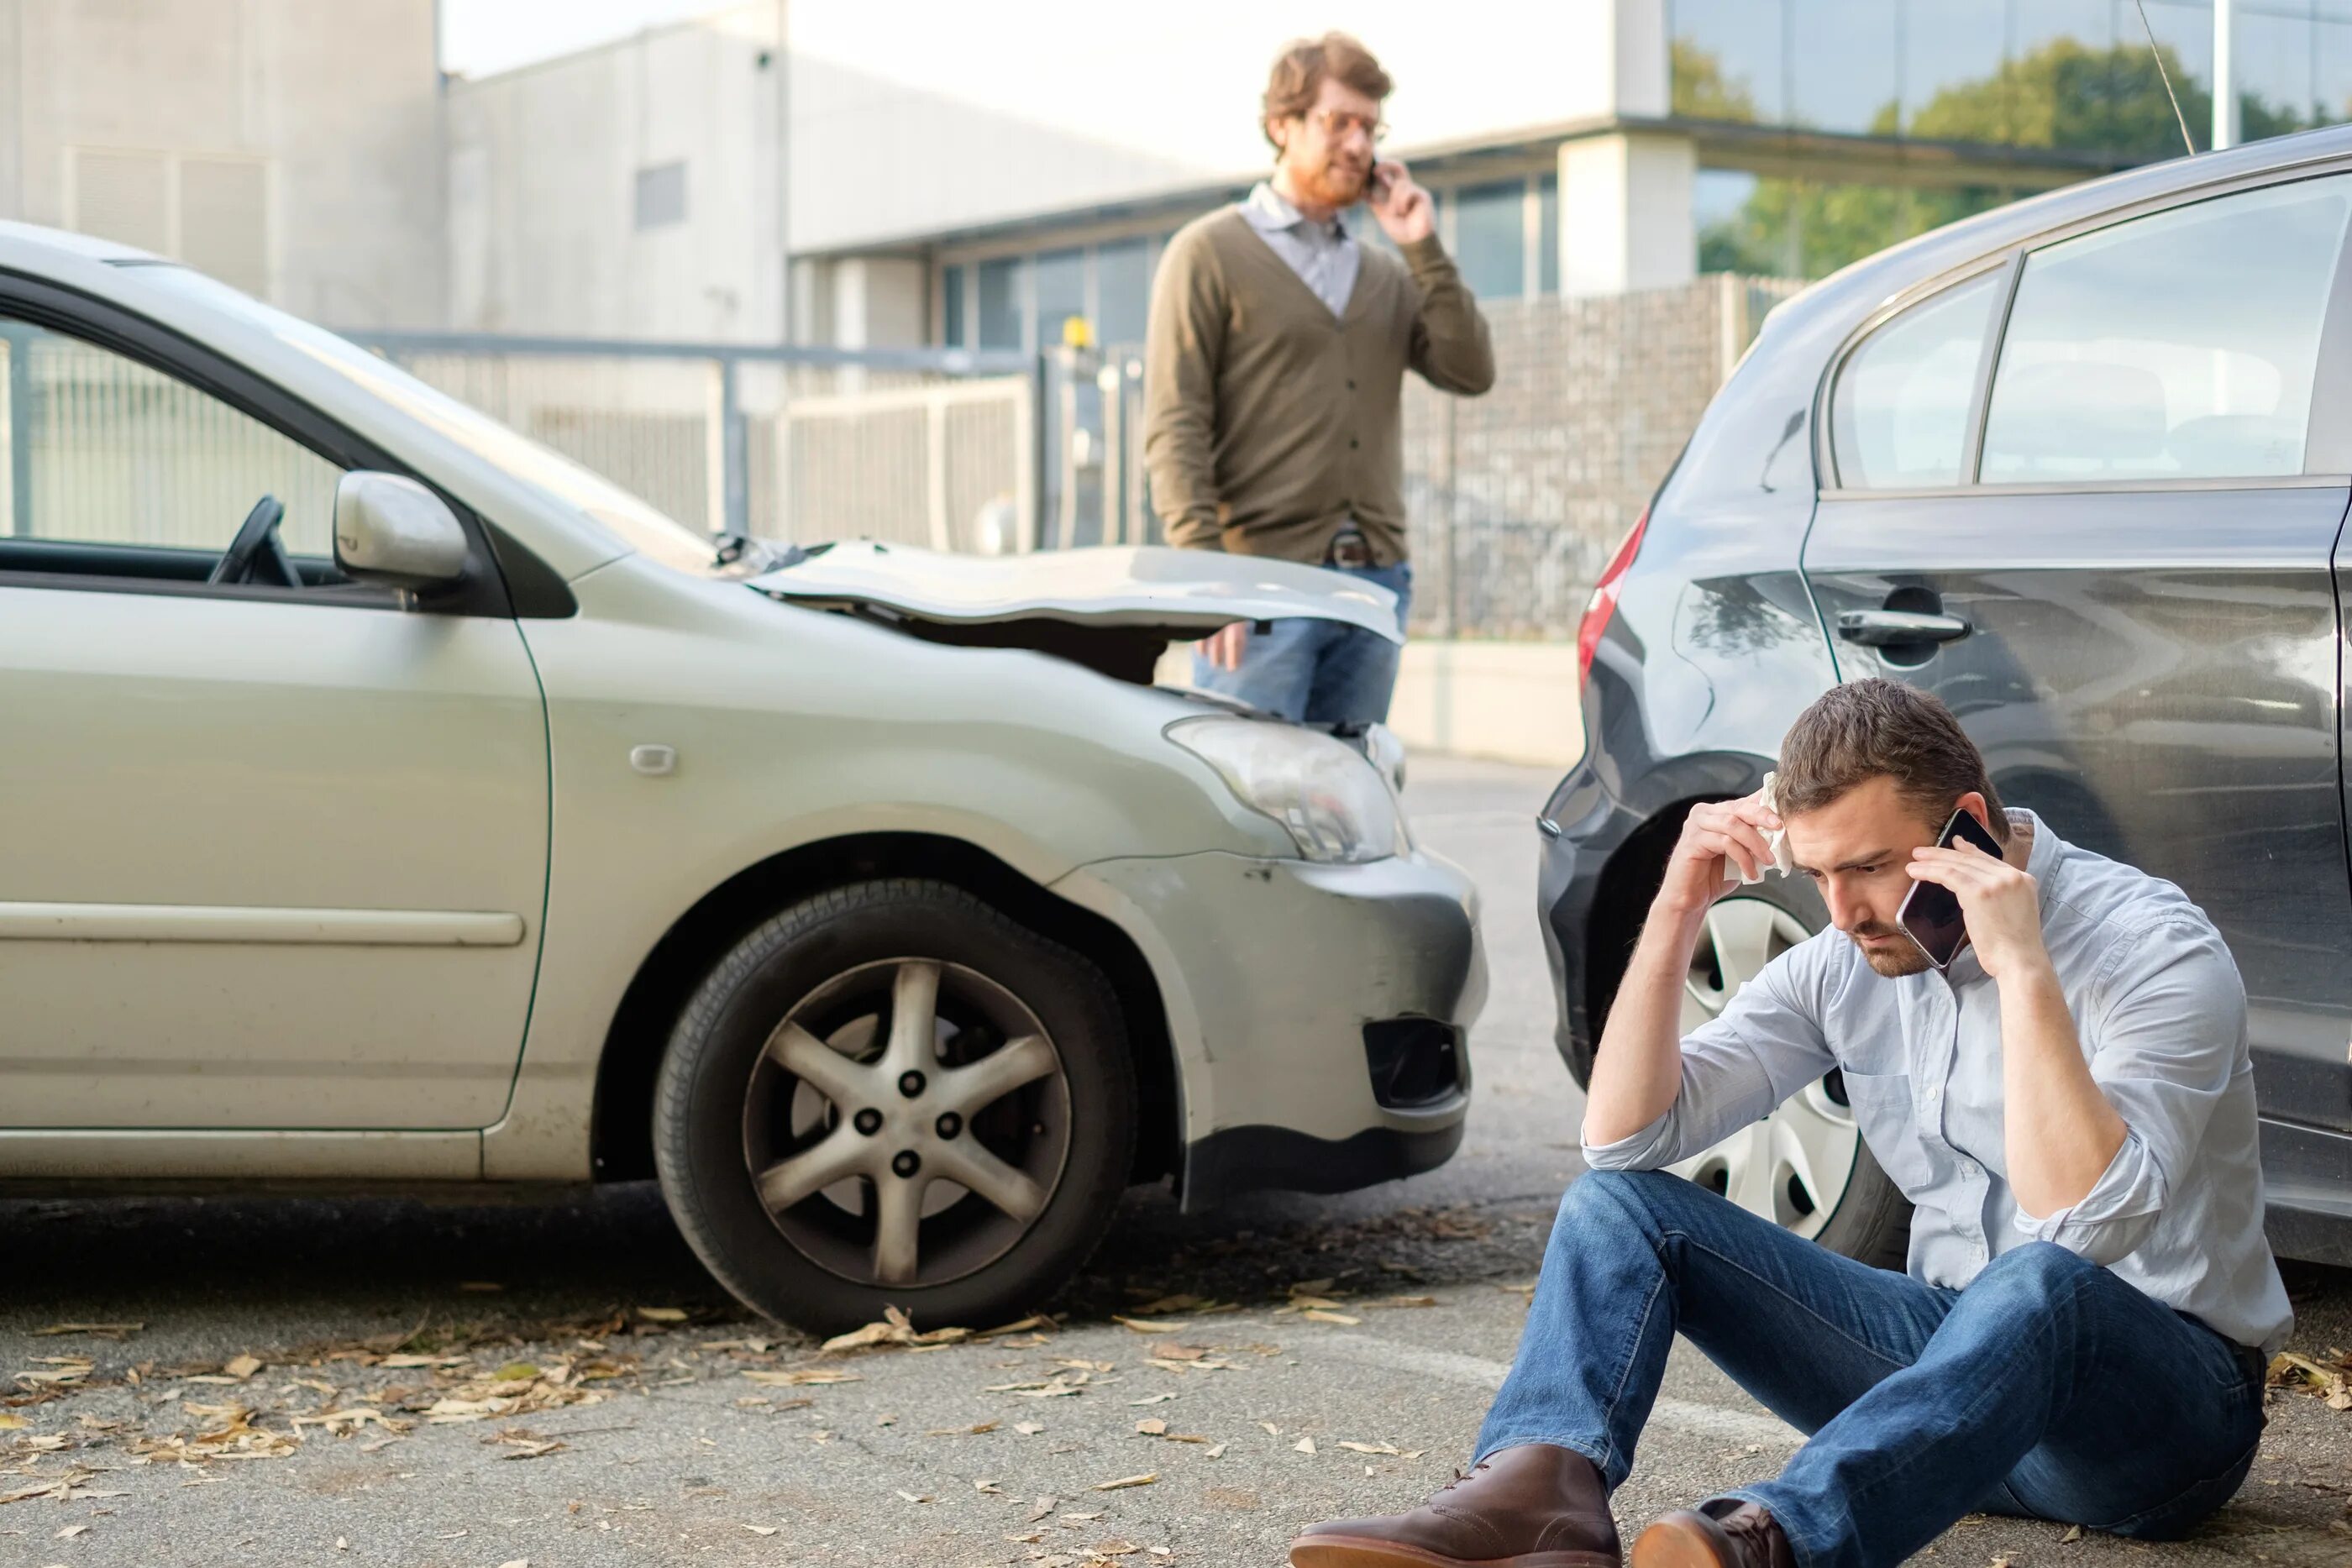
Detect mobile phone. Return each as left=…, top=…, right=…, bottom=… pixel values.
left=1368, top=163, right=1394, bottom=204
left=1896, top=806, right=2006, bottom=969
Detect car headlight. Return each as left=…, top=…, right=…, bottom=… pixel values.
left=1165, top=716, right=1407, bottom=863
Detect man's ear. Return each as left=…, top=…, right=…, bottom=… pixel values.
left=1955, top=789, right=2000, bottom=841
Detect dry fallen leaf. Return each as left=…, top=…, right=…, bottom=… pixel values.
left=1092, top=1473, right=1159, bottom=1491
left=825, top=1305, right=971, bottom=1354
left=745, top=1524, right=780, bottom=1536
left=1112, top=1315, right=1184, bottom=1335
left=1015, top=1422, right=1045, bottom=1435
left=29, top=1323, right=142, bottom=1339
left=1136, top=1419, right=1168, bottom=1435
left=1301, top=1309, right=1362, bottom=1327
left=636, top=1306, right=688, bottom=1322
left=1339, top=1441, right=1402, bottom=1455
left=744, top=1369, right=862, bottom=1387
left=1294, top=1436, right=1317, bottom=1454
left=975, top=1477, right=1005, bottom=1494
left=2061, top=1525, right=2084, bottom=1544
left=1027, top=1496, right=1058, bottom=1522
left=55, top=1524, right=89, bottom=1539
left=0, top=1415, right=28, bottom=1431
left=1129, top=1393, right=1178, bottom=1406
left=1205, top=1442, right=1228, bottom=1459
left=1259, top=1421, right=1280, bottom=1435
left=895, top=1488, right=933, bottom=1503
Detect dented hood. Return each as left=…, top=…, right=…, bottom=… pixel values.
left=748, top=541, right=1404, bottom=643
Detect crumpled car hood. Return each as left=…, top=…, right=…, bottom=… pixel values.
left=750, top=541, right=1400, bottom=639
left=748, top=542, right=1402, bottom=684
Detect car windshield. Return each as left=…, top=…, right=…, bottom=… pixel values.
left=125, top=264, right=741, bottom=575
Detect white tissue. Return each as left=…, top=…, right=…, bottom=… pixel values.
left=1736, top=770, right=1797, bottom=885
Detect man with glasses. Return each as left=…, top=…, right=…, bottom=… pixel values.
left=1144, top=30, right=1493, bottom=726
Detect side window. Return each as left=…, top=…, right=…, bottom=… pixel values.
left=1829, top=271, right=2000, bottom=490
left=0, top=317, right=342, bottom=559
left=1981, top=176, right=2352, bottom=484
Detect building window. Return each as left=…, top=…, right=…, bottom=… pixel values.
left=1536, top=173, right=1559, bottom=295
left=976, top=257, right=1023, bottom=350
left=634, top=161, right=687, bottom=230
left=941, top=263, right=966, bottom=348
left=1454, top=181, right=1525, bottom=301
left=1034, top=248, right=1085, bottom=349
left=1095, top=239, right=1151, bottom=346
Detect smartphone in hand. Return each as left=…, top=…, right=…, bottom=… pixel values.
left=1897, top=806, right=2007, bottom=969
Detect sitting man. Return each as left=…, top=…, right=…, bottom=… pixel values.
left=1292, top=679, right=2287, bottom=1568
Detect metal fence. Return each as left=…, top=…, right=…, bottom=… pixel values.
left=347, top=332, right=1036, bottom=551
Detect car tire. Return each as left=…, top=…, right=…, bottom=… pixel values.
left=1661, top=894, right=1912, bottom=1272
left=653, top=878, right=1136, bottom=1335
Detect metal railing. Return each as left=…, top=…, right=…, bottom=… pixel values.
left=344, top=331, right=1036, bottom=548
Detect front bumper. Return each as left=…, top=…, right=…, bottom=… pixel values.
left=1056, top=848, right=1486, bottom=1212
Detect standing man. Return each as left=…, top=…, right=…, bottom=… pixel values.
left=1145, top=31, right=1493, bottom=726
left=1293, top=679, right=2287, bottom=1568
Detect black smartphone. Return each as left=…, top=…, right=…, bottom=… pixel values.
left=1368, top=162, right=1394, bottom=205
left=1896, top=806, right=2006, bottom=969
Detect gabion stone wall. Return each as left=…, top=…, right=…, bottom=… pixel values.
left=1399, top=274, right=1801, bottom=641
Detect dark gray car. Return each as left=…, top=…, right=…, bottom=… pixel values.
left=1541, top=125, right=2352, bottom=1272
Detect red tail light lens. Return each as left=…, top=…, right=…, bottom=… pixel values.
left=1576, top=508, right=1650, bottom=691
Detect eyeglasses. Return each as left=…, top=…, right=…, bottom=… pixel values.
left=1305, top=108, right=1388, bottom=144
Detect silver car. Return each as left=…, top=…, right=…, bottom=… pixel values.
left=0, top=223, right=1485, bottom=1331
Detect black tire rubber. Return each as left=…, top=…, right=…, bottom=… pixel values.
left=652, top=878, right=1137, bottom=1335
left=1812, top=1135, right=1913, bottom=1272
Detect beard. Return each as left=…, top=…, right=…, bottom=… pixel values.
left=1299, top=157, right=1370, bottom=209
left=1851, top=922, right=1931, bottom=978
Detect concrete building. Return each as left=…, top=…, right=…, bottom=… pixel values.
left=0, top=0, right=446, bottom=328
left=444, top=3, right=785, bottom=341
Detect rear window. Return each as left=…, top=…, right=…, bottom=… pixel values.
left=1829, top=271, right=1999, bottom=490
left=1981, top=176, right=2352, bottom=484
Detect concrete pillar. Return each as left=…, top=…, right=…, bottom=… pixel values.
left=829, top=256, right=926, bottom=349
left=1557, top=131, right=1697, bottom=297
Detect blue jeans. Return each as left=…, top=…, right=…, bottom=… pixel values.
left=1478, top=1170, right=2265, bottom=1568
left=1190, top=561, right=1411, bottom=726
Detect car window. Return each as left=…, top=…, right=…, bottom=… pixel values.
left=0, top=316, right=343, bottom=558
left=1981, top=176, right=2352, bottom=484
left=1829, top=271, right=2000, bottom=490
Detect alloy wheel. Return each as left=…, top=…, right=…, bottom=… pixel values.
left=741, top=957, right=1073, bottom=1288
left=1667, top=897, right=1860, bottom=1239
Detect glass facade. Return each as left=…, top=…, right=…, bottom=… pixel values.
left=1674, top=0, right=2352, bottom=280
left=1095, top=239, right=1151, bottom=345
left=1671, top=1, right=2352, bottom=153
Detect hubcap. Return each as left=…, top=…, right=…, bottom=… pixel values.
left=1667, top=898, right=1860, bottom=1240
left=742, top=957, right=1072, bottom=1288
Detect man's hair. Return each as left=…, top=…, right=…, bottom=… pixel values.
left=1777, top=679, right=2007, bottom=837
left=1262, top=32, right=1392, bottom=152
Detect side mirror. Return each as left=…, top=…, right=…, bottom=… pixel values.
left=333, top=471, right=469, bottom=592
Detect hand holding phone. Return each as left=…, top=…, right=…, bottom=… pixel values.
left=1897, top=806, right=2008, bottom=968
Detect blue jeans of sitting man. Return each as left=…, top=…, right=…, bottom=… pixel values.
left=1190, top=561, right=1410, bottom=726
left=1478, top=1169, right=2265, bottom=1568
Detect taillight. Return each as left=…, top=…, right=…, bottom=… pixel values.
left=1576, top=508, right=1649, bottom=691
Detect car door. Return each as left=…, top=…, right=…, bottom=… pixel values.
left=1803, top=171, right=2352, bottom=1142
left=0, top=302, right=549, bottom=1133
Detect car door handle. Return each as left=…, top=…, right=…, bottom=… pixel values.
left=1836, top=610, right=1971, bottom=647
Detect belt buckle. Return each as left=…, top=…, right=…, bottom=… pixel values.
left=1328, top=531, right=1372, bottom=569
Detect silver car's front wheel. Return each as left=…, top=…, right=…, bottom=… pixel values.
left=745, top=957, right=1073, bottom=1288
left=1666, top=896, right=1909, bottom=1266
left=654, top=879, right=1135, bottom=1334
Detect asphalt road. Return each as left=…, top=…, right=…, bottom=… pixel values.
left=3, top=757, right=2349, bottom=1568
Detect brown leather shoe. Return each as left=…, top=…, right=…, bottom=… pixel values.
left=1630, top=1498, right=1793, bottom=1568
left=1288, top=1442, right=1621, bottom=1568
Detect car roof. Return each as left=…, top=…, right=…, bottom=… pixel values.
left=1772, top=123, right=2352, bottom=337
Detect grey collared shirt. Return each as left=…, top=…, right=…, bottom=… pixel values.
left=1585, top=809, right=2295, bottom=1356
left=1239, top=180, right=1361, bottom=318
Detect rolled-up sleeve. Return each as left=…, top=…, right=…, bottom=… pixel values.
left=2011, top=917, right=2246, bottom=1266
left=1582, top=941, right=1836, bottom=1171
